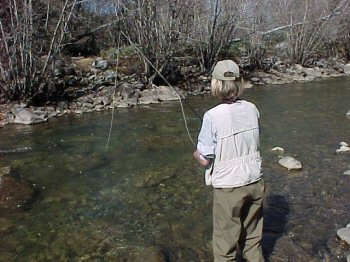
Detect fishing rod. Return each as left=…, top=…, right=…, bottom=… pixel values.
left=120, top=31, right=203, bottom=123
left=105, top=33, right=121, bottom=151
left=116, top=31, right=202, bottom=146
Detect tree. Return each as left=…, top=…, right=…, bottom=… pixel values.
left=0, top=0, right=78, bottom=103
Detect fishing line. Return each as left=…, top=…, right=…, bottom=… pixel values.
left=120, top=31, right=201, bottom=146
left=105, top=33, right=121, bottom=151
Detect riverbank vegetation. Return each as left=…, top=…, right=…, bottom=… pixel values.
left=1, top=0, right=350, bottom=104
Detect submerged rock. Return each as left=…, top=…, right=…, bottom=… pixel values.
left=0, top=174, right=34, bottom=210
left=0, top=217, right=14, bottom=233
left=132, top=168, right=176, bottom=188
left=136, top=246, right=166, bottom=262
left=278, top=156, right=302, bottom=170
left=271, top=147, right=285, bottom=153
left=0, top=166, right=11, bottom=179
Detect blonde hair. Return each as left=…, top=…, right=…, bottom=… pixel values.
left=211, top=77, right=243, bottom=100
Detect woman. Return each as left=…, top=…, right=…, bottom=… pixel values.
left=194, top=60, right=265, bottom=262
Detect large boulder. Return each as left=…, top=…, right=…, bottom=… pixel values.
left=11, top=107, right=47, bottom=125
left=139, top=89, right=160, bottom=105
left=158, top=86, right=180, bottom=101
left=303, top=68, right=322, bottom=78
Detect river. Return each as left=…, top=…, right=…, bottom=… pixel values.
left=0, top=77, right=350, bottom=261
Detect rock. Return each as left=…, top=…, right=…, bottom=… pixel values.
left=343, top=170, right=350, bottom=176
left=100, top=96, right=111, bottom=106
left=0, top=175, right=35, bottom=210
left=119, top=83, right=136, bottom=98
left=198, top=75, right=209, bottom=81
left=294, top=64, right=304, bottom=71
left=104, top=70, right=118, bottom=82
left=346, top=110, right=350, bottom=116
left=344, top=63, right=350, bottom=75
left=0, top=167, right=11, bottom=180
left=278, top=156, right=302, bottom=170
left=243, top=82, right=253, bottom=89
left=94, top=104, right=105, bottom=111
left=132, top=168, right=176, bottom=188
left=251, top=77, right=260, bottom=83
left=54, top=68, right=65, bottom=77
left=158, top=86, right=180, bottom=101
left=57, top=101, right=69, bottom=109
left=314, top=59, right=328, bottom=68
left=82, top=102, right=94, bottom=109
left=64, top=67, right=77, bottom=76
left=73, top=109, right=83, bottom=114
left=135, top=246, right=166, bottom=262
left=0, top=217, right=14, bottom=233
left=334, top=62, right=345, bottom=72
left=340, top=141, right=349, bottom=147
left=116, top=101, right=130, bottom=108
left=337, top=227, right=350, bottom=244
left=92, top=60, right=109, bottom=70
left=303, top=68, right=322, bottom=78
left=336, top=146, right=350, bottom=153
left=271, top=147, right=285, bottom=153
left=11, top=107, right=47, bottom=125
left=139, top=89, right=160, bottom=104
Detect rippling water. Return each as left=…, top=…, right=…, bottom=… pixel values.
left=0, top=77, right=350, bottom=261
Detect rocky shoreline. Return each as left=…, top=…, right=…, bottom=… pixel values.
left=0, top=57, right=350, bottom=127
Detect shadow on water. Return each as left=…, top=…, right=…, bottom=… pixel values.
left=262, top=194, right=290, bottom=261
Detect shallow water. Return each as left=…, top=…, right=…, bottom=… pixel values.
left=1, top=77, right=350, bottom=261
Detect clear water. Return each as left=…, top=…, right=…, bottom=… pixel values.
left=0, top=77, right=350, bottom=261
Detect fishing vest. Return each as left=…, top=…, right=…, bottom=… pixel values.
left=205, top=101, right=262, bottom=188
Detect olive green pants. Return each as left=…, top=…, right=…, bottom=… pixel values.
left=213, top=179, right=265, bottom=262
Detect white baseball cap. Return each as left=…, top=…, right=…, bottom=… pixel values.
left=212, top=60, right=240, bottom=80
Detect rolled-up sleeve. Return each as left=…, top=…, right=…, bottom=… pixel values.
left=197, top=112, right=216, bottom=157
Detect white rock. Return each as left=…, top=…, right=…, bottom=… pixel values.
left=337, top=227, right=350, bottom=244
left=346, top=110, right=350, bottom=116
left=344, top=170, right=350, bottom=176
left=271, top=147, right=285, bottom=153
left=344, top=63, right=350, bottom=75
left=295, top=64, right=304, bottom=70
left=11, top=108, right=47, bottom=125
left=336, top=146, right=350, bottom=153
left=243, top=82, right=253, bottom=89
left=340, top=141, right=349, bottom=147
left=278, top=156, right=302, bottom=170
